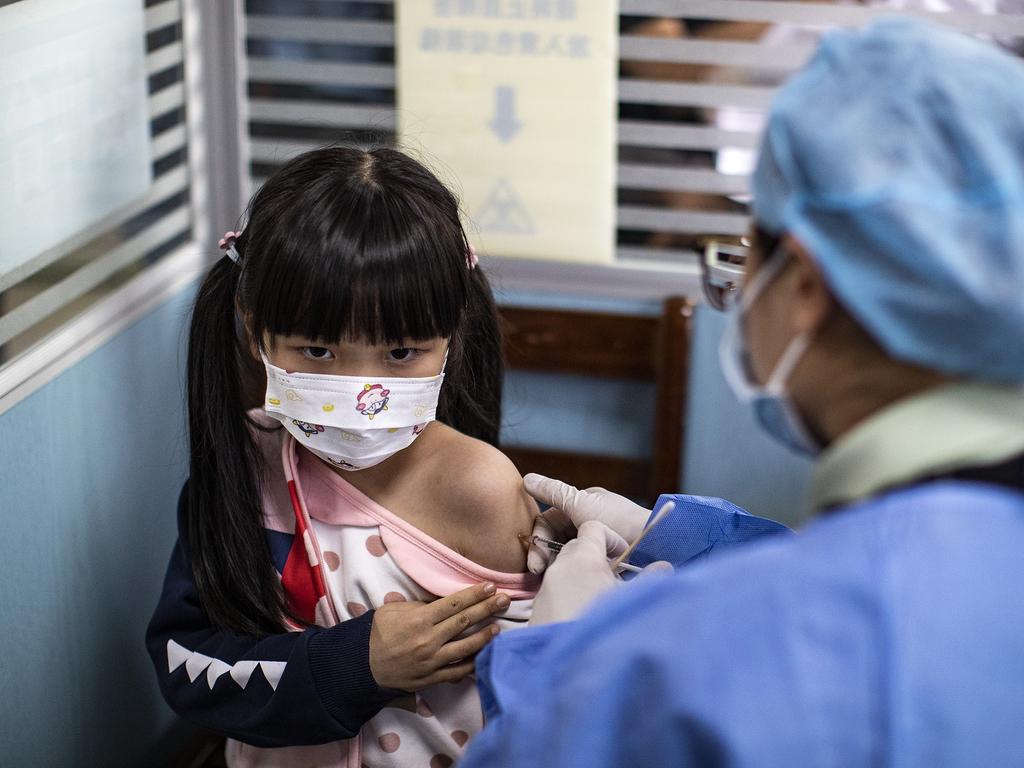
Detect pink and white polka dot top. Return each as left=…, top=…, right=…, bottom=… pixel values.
left=227, top=427, right=538, bottom=768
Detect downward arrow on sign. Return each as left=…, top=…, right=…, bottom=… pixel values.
left=489, top=86, right=523, bottom=143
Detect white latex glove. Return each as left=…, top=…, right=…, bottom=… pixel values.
left=528, top=521, right=673, bottom=626
left=528, top=521, right=627, bottom=626
left=525, top=473, right=654, bottom=574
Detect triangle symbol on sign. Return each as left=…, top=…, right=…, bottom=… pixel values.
left=475, top=179, right=534, bottom=235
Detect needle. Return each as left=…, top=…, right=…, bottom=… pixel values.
left=530, top=535, right=643, bottom=573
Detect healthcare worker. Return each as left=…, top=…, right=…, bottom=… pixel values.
left=461, top=17, right=1024, bottom=767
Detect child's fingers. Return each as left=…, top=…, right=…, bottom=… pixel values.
left=427, top=582, right=497, bottom=626
left=420, top=659, right=476, bottom=687
left=434, top=592, right=511, bottom=641
left=437, top=624, right=500, bottom=666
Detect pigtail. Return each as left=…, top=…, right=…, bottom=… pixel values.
left=438, top=263, right=504, bottom=446
left=185, top=247, right=290, bottom=636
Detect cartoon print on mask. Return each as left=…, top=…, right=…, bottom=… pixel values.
left=355, top=383, right=391, bottom=420
left=328, top=456, right=359, bottom=470
left=412, top=423, right=427, bottom=435
left=292, top=420, right=326, bottom=437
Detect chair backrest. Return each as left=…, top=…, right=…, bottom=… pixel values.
left=500, top=297, right=693, bottom=506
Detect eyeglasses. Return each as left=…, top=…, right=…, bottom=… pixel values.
left=700, top=240, right=749, bottom=311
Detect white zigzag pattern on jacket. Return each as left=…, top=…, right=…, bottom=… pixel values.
left=167, top=639, right=287, bottom=691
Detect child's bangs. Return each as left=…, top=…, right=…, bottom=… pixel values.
left=252, top=235, right=469, bottom=348
left=243, top=144, right=473, bottom=350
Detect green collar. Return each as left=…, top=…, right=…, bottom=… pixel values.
left=810, top=382, right=1024, bottom=513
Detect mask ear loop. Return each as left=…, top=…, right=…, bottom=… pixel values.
left=736, top=240, right=791, bottom=314
left=439, top=343, right=451, bottom=377
left=722, top=240, right=806, bottom=392
left=740, top=241, right=816, bottom=395
left=763, top=331, right=814, bottom=395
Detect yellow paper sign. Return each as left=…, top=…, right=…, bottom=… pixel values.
left=396, top=0, right=618, bottom=264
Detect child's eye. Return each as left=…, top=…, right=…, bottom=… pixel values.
left=387, top=348, right=418, bottom=362
left=301, top=346, right=334, bottom=361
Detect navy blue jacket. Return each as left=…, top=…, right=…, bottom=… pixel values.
left=145, top=483, right=398, bottom=747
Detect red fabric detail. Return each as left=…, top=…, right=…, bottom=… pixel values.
left=281, top=480, right=324, bottom=625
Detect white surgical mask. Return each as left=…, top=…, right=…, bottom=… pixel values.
left=718, top=253, right=822, bottom=457
left=262, top=355, right=445, bottom=470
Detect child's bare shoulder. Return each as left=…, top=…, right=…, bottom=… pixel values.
left=436, top=429, right=528, bottom=505
left=427, top=425, right=538, bottom=572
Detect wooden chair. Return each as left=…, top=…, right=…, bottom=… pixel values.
left=499, top=297, right=694, bottom=506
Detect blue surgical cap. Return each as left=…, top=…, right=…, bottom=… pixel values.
left=752, top=17, right=1024, bottom=381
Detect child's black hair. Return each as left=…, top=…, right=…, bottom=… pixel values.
left=186, top=146, right=504, bottom=636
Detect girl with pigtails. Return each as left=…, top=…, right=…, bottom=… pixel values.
left=147, top=146, right=540, bottom=767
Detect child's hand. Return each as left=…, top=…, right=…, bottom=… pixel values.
left=368, top=582, right=511, bottom=691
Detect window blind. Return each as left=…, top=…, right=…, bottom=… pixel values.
left=241, top=0, right=1024, bottom=276
left=0, top=0, right=193, bottom=365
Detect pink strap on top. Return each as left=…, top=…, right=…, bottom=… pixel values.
left=280, top=437, right=341, bottom=626
left=285, top=436, right=539, bottom=599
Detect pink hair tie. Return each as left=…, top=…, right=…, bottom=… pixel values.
left=467, top=245, right=479, bottom=271
left=219, top=231, right=242, bottom=265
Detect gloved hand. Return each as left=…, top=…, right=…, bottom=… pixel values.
left=525, top=473, right=654, bottom=574
left=529, top=521, right=672, bottom=626
left=528, top=521, right=627, bottom=626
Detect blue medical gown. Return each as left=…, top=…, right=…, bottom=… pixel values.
left=463, top=484, right=1024, bottom=767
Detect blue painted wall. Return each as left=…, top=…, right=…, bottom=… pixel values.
left=0, top=287, right=193, bottom=767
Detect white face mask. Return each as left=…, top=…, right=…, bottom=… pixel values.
left=262, top=355, right=445, bottom=471
left=718, top=252, right=822, bottom=457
